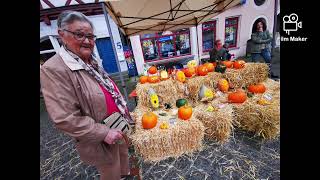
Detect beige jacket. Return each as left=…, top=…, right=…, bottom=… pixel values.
left=40, top=47, right=129, bottom=170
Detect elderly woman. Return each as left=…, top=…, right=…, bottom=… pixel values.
left=40, top=11, right=133, bottom=180
left=251, top=19, right=272, bottom=63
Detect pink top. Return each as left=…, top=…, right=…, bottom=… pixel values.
left=98, top=82, right=121, bottom=116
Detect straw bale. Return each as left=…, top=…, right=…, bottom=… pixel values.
left=130, top=107, right=205, bottom=162
left=223, top=63, right=269, bottom=89
left=193, top=99, right=234, bottom=143
left=232, top=78, right=280, bottom=139
left=136, top=79, right=183, bottom=108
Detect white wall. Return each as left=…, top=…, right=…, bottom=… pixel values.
left=199, top=0, right=275, bottom=59
left=40, top=14, right=128, bottom=72
left=130, top=35, right=145, bottom=75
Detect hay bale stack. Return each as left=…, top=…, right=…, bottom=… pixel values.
left=232, top=78, right=280, bottom=139
left=136, top=79, right=183, bottom=108
left=130, top=107, right=205, bottom=162
left=223, top=63, right=269, bottom=89
left=183, top=72, right=222, bottom=105
left=193, top=100, right=234, bottom=143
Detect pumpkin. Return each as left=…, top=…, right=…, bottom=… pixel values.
left=197, top=65, right=208, bottom=76
left=148, top=66, right=158, bottom=74
left=199, top=85, right=215, bottom=100
left=233, top=60, right=246, bottom=69
left=160, top=70, right=169, bottom=80
left=142, top=112, right=158, bottom=129
left=178, top=105, right=193, bottom=120
left=176, top=98, right=188, bottom=108
left=159, top=122, right=169, bottom=129
left=206, top=105, right=218, bottom=112
left=176, top=71, right=186, bottom=83
left=215, top=63, right=227, bottom=73
left=139, top=76, right=148, bottom=84
left=248, top=84, right=266, bottom=94
left=218, top=79, right=229, bottom=92
left=222, top=61, right=234, bottom=68
left=184, top=67, right=196, bottom=77
left=228, top=89, right=247, bottom=103
left=204, top=63, right=215, bottom=72
left=147, top=76, right=160, bottom=83
left=148, top=88, right=159, bottom=109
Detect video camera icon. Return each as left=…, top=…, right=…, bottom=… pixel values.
left=283, top=13, right=302, bottom=35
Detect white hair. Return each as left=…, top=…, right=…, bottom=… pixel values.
left=57, top=10, right=94, bottom=30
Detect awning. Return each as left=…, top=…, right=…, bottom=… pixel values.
left=105, top=0, right=241, bottom=36
left=40, top=0, right=241, bottom=36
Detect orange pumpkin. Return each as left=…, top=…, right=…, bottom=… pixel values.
left=184, top=67, right=196, bottom=77
left=233, top=60, right=246, bottom=69
left=140, top=76, right=148, bottom=84
left=218, top=79, right=229, bottom=92
left=248, top=84, right=266, bottom=94
left=142, top=112, right=158, bottom=129
left=148, top=66, right=158, bottom=74
left=147, top=76, right=160, bottom=83
left=178, top=105, right=193, bottom=120
left=176, top=71, right=186, bottom=82
left=197, top=65, right=208, bottom=76
left=204, top=63, right=215, bottom=72
left=228, top=89, right=247, bottom=103
left=212, top=62, right=217, bottom=67
left=222, top=61, right=234, bottom=68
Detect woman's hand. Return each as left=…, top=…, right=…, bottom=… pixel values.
left=104, top=129, right=123, bottom=144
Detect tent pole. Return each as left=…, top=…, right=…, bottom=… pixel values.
left=195, top=23, right=201, bottom=64
left=101, top=3, right=129, bottom=103
left=272, top=0, right=278, bottom=56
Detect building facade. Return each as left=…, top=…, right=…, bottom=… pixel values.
left=40, top=0, right=128, bottom=73
left=130, top=0, right=279, bottom=75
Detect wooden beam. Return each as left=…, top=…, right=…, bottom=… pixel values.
left=65, top=0, right=72, bottom=6
left=42, top=0, right=55, bottom=8
left=44, top=15, right=51, bottom=25
left=74, top=0, right=85, bottom=4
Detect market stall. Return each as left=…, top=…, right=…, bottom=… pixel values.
left=130, top=60, right=280, bottom=162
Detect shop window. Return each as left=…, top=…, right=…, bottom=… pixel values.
left=254, top=0, right=266, bottom=6
left=140, top=28, right=191, bottom=61
left=225, top=17, right=239, bottom=48
left=202, top=20, right=216, bottom=52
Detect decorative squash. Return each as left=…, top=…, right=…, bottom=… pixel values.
left=228, top=89, right=247, bottom=103
left=197, top=65, right=208, bottom=76
left=222, top=61, right=234, bottom=68
left=139, top=76, right=148, bottom=84
left=206, top=105, right=218, bottom=112
left=187, top=60, right=197, bottom=68
left=233, top=60, right=246, bottom=69
left=159, top=122, right=169, bottom=129
left=248, top=84, right=266, bottom=94
left=215, top=63, right=227, bottom=73
left=218, top=79, right=229, bottom=92
left=184, top=67, right=196, bottom=77
left=204, top=63, right=215, bottom=72
left=199, top=85, right=215, bottom=100
left=160, top=70, right=169, bottom=80
left=142, top=112, right=158, bottom=129
left=176, top=71, right=186, bottom=83
left=178, top=105, right=193, bottom=120
left=176, top=98, right=188, bottom=108
left=148, top=66, right=158, bottom=74
left=148, top=88, right=159, bottom=109
left=257, top=99, right=271, bottom=105
left=147, top=76, right=160, bottom=83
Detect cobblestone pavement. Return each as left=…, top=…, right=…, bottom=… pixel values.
left=40, top=99, right=279, bottom=180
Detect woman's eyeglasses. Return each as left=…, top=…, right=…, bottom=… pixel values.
left=63, top=29, right=97, bottom=41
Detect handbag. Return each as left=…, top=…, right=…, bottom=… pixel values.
left=101, top=112, right=132, bottom=146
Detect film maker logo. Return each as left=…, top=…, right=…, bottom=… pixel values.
left=281, top=13, right=308, bottom=42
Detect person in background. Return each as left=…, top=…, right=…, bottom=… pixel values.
left=251, top=19, right=272, bottom=63
left=40, top=11, right=132, bottom=180
left=209, top=39, right=229, bottom=62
